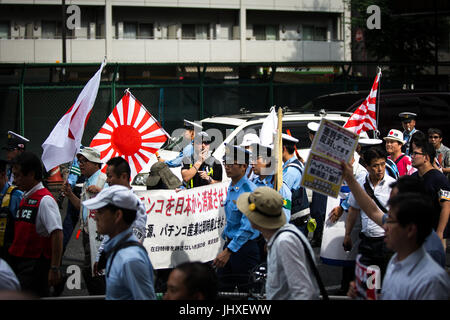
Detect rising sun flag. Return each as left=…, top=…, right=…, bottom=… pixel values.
left=90, top=90, right=169, bottom=179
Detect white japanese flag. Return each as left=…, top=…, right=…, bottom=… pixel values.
left=259, top=106, right=277, bottom=147
left=41, top=61, right=105, bottom=172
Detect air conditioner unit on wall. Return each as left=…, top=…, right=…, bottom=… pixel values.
left=33, top=21, right=41, bottom=39
left=11, top=22, right=20, bottom=39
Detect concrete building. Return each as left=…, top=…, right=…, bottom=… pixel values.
left=0, top=0, right=351, bottom=63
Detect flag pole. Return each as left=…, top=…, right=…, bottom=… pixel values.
left=375, top=66, right=382, bottom=139
left=276, top=107, right=283, bottom=192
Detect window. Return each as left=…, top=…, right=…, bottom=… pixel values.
left=182, top=24, right=210, bottom=40
left=302, top=25, right=327, bottom=41
left=41, top=21, right=72, bottom=39
left=182, top=24, right=195, bottom=39
left=303, top=25, right=314, bottom=41
left=315, top=27, right=327, bottom=41
left=0, top=21, right=9, bottom=39
left=124, top=22, right=137, bottom=39
left=253, top=25, right=278, bottom=40
left=138, top=23, right=153, bottom=39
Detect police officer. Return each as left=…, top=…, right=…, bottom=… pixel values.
left=212, top=144, right=260, bottom=293
left=2, top=131, right=29, bottom=184
left=399, top=112, right=420, bottom=156
left=181, top=131, right=222, bottom=188
left=282, top=134, right=310, bottom=236
left=250, top=143, right=292, bottom=222
left=0, top=159, right=23, bottom=262
left=158, top=120, right=202, bottom=168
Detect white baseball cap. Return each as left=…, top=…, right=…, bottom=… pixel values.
left=83, top=185, right=140, bottom=211
left=240, top=133, right=261, bottom=147
left=383, top=129, right=404, bottom=144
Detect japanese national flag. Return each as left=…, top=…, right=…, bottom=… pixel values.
left=259, top=106, right=277, bottom=147
left=343, top=70, right=381, bottom=135
left=90, top=91, right=169, bottom=180
left=41, top=61, right=105, bottom=172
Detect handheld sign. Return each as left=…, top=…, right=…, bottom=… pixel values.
left=301, top=119, right=359, bottom=198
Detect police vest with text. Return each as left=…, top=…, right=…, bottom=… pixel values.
left=0, top=185, right=18, bottom=254
left=8, top=188, right=53, bottom=259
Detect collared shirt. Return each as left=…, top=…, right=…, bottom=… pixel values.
left=266, top=224, right=320, bottom=300
left=21, top=182, right=62, bottom=236
left=104, top=227, right=156, bottom=300
left=165, top=142, right=194, bottom=168
left=403, top=128, right=417, bottom=156
left=348, top=173, right=395, bottom=237
left=282, top=155, right=303, bottom=191
left=381, top=215, right=446, bottom=268
left=381, top=246, right=450, bottom=300
left=223, top=175, right=259, bottom=253
left=436, top=143, right=450, bottom=179
left=251, top=175, right=292, bottom=222
left=0, top=182, right=23, bottom=220
left=0, top=258, right=20, bottom=291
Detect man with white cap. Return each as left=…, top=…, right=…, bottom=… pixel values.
left=384, top=129, right=414, bottom=176
left=236, top=186, right=320, bottom=300
left=62, top=147, right=107, bottom=295
left=399, top=112, right=420, bottom=156
left=83, top=185, right=156, bottom=300
left=158, top=119, right=202, bottom=168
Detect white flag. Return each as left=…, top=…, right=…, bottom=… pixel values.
left=259, top=106, right=277, bottom=147
left=41, top=61, right=105, bottom=171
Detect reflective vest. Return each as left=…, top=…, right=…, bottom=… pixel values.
left=8, top=188, right=53, bottom=259
left=0, top=185, right=17, bottom=251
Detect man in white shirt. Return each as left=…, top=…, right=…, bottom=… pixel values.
left=344, top=147, right=396, bottom=277
left=381, top=193, right=450, bottom=299
left=236, top=186, right=320, bottom=300
left=8, top=152, right=63, bottom=297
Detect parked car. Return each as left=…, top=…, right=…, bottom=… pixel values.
left=301, top=90, right=450, bottom=144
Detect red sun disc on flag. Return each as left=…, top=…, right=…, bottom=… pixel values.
left=90, top=92, right=168, bottom=179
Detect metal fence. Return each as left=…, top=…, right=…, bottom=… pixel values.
left=0, top=62, right=448, bottom=158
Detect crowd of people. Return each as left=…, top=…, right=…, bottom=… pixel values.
left=0, top=111, right=449, bottom=301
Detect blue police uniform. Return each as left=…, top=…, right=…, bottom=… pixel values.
left=165, top=142, right=193, bottom=168
left=251, top=175, right=292, bottom=222
left=403, top=127, right=418, bottom=156
left=218, top=173, right=260, bottom=292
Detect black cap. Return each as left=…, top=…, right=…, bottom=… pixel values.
left=223, top=144, right=252, bottom=165
left=398, top=112, right=417, bottom=122
left=3, top=131, right=29, bottom=151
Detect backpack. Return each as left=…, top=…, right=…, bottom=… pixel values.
left=285, top=160, right=310, bottom=212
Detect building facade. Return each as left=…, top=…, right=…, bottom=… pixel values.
left=0, top=0, right=351, bottom=63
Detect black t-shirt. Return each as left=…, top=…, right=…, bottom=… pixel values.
left=181, top=156, right=223, bottom=188
left=411, top=169, right=450, bottom=230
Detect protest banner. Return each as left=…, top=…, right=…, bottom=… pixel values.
left=301, top=118, right=359, bottom=198
left=135, top=182, right=228, bottom=269
left=354, top=254, right=381, bottom=300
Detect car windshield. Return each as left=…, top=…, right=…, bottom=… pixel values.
left=201, top=122, right=238, bottom=140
